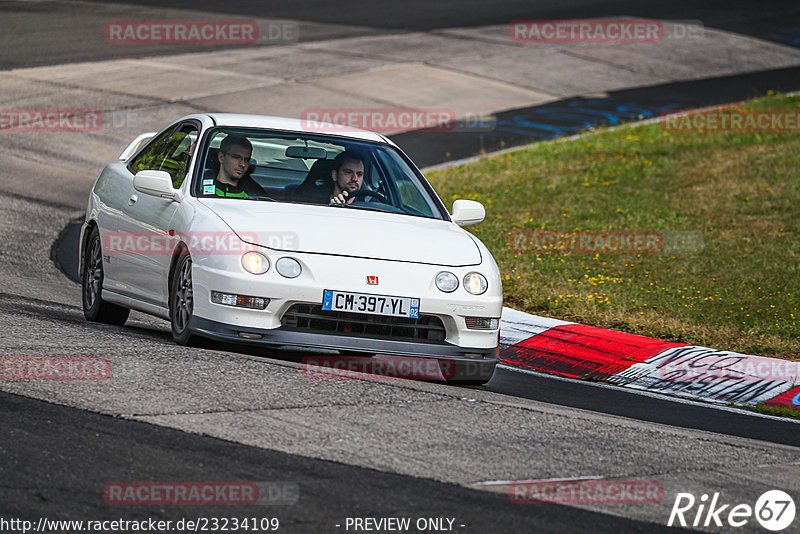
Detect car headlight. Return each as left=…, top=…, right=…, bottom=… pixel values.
left=463, top=272, right=487, bottom=295
left=241, top=252, right=269, bottom=274
left=435, top=271, right=458, bottom=293
left=276, top=257, right=302, bottom=278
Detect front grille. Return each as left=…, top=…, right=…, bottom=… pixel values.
left=281, top=304, right=446, bottom=343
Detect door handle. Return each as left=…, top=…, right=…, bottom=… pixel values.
left=128, top=194, right=138, bottom=206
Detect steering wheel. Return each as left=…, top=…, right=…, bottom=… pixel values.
left=343, top=189, right=390, bottom=204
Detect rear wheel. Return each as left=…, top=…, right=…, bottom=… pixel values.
left=170, top=250, right=199, bottom=346
left=82, top=227, right=130, bottom=325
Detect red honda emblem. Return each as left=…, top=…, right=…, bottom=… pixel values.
left=366, top=276, right=379, bottom=285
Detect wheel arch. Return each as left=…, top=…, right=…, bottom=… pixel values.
left=167, top=241, right=190, bottom=310
left=79, top=220, right=99, bottom=282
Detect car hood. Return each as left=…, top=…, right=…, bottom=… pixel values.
left=201, top=200, right=482, bottom=266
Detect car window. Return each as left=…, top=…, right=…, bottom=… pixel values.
left=195, top=128, right=444, bottom=220
left=131, top=123, right=199, bottom=188
left=373, top=148, right=440, bottom=217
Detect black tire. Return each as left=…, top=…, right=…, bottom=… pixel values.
left=82, top=226, right=130, bottom=325
left=170, top=249, right=199, bottom=346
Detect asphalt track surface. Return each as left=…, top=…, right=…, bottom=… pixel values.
left=2, top=390, right=693, bottom=533
left=3, top=1, right=800, bottom=532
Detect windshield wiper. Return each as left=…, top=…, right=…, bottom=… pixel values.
left=244, top=196, right=277, bottom=202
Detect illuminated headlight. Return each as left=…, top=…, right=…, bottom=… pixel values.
left=211, top=291, right=269, bottom=310
left=463, top=272, right=488, bottom=295
left=465, top=317, right=499, bottom=330
left=241, top=252, right=269, bottom=274
left=435, top=271, right=458, bottom=293
left=276, top=257, right=302, bottom=278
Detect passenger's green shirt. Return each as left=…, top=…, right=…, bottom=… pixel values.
left=202, top=169, right=263, bottom=198
left=214, top=182, right=249, bottom=198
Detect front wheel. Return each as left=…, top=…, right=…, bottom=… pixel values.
left=170, top=250, right=199, bottom=346
left=82, top=226, right=130, bottom=325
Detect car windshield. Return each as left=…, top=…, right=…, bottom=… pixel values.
left=194, top=127, right=445, bottom=220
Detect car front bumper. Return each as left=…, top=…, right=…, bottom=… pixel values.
left=190, top=250, right=503, bottom=348
left=188, top=315, right=498, bottom=382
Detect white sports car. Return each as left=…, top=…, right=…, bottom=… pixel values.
left=80, top=114, right=502, bottom=384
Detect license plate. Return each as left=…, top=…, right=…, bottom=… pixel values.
left=322, top=290, right=420, bottom=318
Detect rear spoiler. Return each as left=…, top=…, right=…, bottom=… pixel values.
left=118, top=132, right=157, bottom=162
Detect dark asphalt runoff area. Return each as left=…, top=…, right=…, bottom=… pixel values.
left=2, top=390, right=693, bottom=533
left=59, top=0, right=800, bottom=38
left=2, top=0, right=798, bottom=68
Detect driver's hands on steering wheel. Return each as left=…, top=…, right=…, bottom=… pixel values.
left=330, top=189, right=390, bottom=205
left=330, top=190, right=350, bottom=204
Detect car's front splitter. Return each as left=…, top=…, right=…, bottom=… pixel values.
left=188, top=315, right=497, bottom=382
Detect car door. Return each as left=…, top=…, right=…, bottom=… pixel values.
left=118, top=121, right=199, bottom=306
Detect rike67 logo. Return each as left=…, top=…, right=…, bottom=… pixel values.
left=668, top=490, right=795, bottom=531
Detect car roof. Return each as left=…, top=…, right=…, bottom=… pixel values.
left=203, top=113, right=389, bottom=144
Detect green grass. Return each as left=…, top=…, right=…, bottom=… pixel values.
left=427, top=92, right=800, bottom=358
left=752, top=403, right=800, bottom=419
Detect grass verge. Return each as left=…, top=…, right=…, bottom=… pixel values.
left=752, top=403, right=800, bottom=419
left=427, top=93, right=799, bottom=358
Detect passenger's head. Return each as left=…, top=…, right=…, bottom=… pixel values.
left=331, top=150, right=365, bottom=194
left=217, top=135, right=253, bottom=182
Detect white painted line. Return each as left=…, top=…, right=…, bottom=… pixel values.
left=473, top=475, right=604, bottom=486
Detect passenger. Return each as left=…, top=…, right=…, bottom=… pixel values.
left=206, top=135, right=264, bottom=198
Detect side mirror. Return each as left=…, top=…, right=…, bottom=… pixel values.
left=451, top=199, right=485, bottom=226
left=133, top=170, right=178, bottom=200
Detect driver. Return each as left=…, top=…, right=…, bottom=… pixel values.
left=329, top=150, right=365, bottom=205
